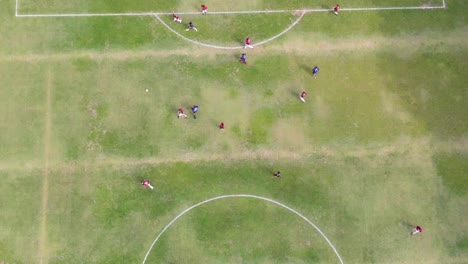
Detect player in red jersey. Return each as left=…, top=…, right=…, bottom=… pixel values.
left=172, top=12, right=182, bottom=23
left=201, top=5, right=208, bottom=14
left=333, top=4, right=340, bottom=15
left=300, top=91, right=308, bottom=103
left=411, top=226, right=423, bottom=235
left=178, top=108, right=188, bottom=118
left=141, top=180, right=154, bottom=190
left=244, top=37, right=253, bottom=49
left=219, top=122, right=225, bottom=130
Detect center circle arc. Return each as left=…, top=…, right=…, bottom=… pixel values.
left=142, top=194, right=345, bottom=264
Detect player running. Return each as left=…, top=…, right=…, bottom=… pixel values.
left=273, top=171, right=281, bottom=178
left=312, top=66, right=320, bottom=78
left=300, top=91, right=308, bottom=103
left=219, top=122, right=225, bottom=130
left=244, top=37, right=253, bottom=49
left=411, top=226, right=423, bottom=235
left=239, top=53, right=247, bottom=64
left=333, top=4, right=340, bottom=15
left=172, top=12, right=182, bottom=23
left=191, top=105, right=199, bottom=119
left=186, top=22, right=198, bottom=31
left=201, top=5, right=208, bottom=14
left=178, top=108, right=188, bottom=118
left=141, top=180, right=154, bottom=190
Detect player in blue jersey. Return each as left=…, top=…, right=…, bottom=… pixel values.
left=239, top=54, right=247, bottom=64
left=186, top=22, right=198, bottom=31
left=191, top=105, right=199, bottom=119
left=312, top=66, right=319, bottom=78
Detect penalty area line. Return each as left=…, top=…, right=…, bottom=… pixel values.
left=15, top=5, right=446, bottom=18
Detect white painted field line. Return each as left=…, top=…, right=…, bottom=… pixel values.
left=142, top=194, right=345, bottom=264
left=15, top=5, right=446, bottom=18
left=154, top=11, right=304, bottom=50
left=153, top=15, right=239, bottom=50
left=254, top=11, right=305, bottom=47
left=15, top=0, right=18, bottom=16
left=16, top=12, right=157, bottom=18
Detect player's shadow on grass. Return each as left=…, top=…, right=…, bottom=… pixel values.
left=301, top=64, right=314, bottom=77
left=400, top=221, right=415, bottom=229
left=259, top=165, right=278, bottom=178
left=289, top=89, right=299, bottom=98
left=232, top=36, right=245, bottom=46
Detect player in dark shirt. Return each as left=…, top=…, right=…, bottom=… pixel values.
left=239, top=54, right=247, bottom=64
left=312, top=66, right=319, bottom=78
left=191, top=105, right=199, bottom=119
left=273, top=171, right=281, bottom=178
left=186, top=22, right=198, bottom=31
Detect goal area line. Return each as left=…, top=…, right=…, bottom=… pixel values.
left=15, top=0, right=447, bottom=18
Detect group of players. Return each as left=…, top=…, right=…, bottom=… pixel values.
left=142, top=3, right=426, bottom=238
left=171, top=4, right=341, bottom=66
left=140, top=5, right=327, bottom=189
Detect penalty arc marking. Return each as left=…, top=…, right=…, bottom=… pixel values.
left=154, top=12, right=305, bottom=50
left=142, top=194, right=345, bottom=264
left=14, top=1, right=447, bottom=50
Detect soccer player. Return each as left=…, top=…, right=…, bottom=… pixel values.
left=244, top=37, right=253, bottom=49
left=201, top=5, right=208, bottom=14
left=178, top=108, right=188, bottom=118
left=172, top=13, right=182, bottom=23
left=191, top=105, right=199, bottom=119
left=186, top=22, right=198, bottom=31
left=300, top=91, right=307, bottom=103
left=239, top=53, right=247, bottom=64
left=312, top=66, right=319, bottom=78
left=141, top=180, right=154, bottom=190
left=411, top=226, right=423, bottom=235
left=333, top=4, right=340, bottom=15
left=273, top=171, right=281, bottom=178
left=219, top=122, right=225, bottom=130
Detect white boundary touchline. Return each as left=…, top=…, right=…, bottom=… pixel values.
left=154, top=12, right=305, bottom=50
left=15, top=0, right=446, bottom=18
left=142, top=194, right=345, bottom=264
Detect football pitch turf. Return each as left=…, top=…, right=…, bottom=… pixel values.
left=0, top=0, right=467, bottom=263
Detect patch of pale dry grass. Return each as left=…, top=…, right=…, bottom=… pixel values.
left=1, top=136, right=466, bottom=172
left=379, top=89, right=413, bottom=123
left=1, top=26, right=466, bottom=63
left=271, top=118, right=309, bottom=151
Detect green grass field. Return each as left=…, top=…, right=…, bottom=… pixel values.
left=0, top=0, right=467, bottom=263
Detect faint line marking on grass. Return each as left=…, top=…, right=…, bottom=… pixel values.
left=154, top=12, right=305, bottom=50
left=3, top=34, right=467, bottom=63
left=1, top=138, right=466, bottom=172
left=38, top=69, right=52, bottom=264
left=142, top=194, right=345, bottom=264
left=15, top=5, right=446, bottom=18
